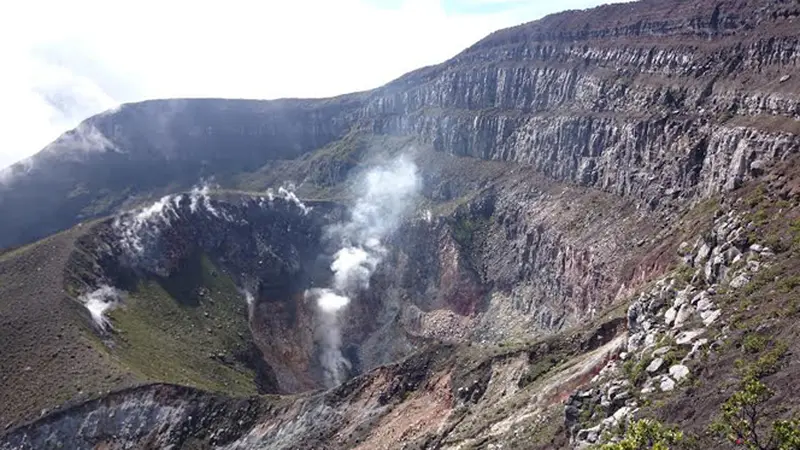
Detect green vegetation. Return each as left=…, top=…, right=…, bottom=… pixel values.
left=777, top=275, right=800, bottom=294
left=747, top=342, right=789, bottom=380
left=743, top=333, right=769, bottom=354
left=518, top=356, right=559, bottom=388
left=623, top=355, right=653, bottom=387
left=596, top=418, right=684, bottom=450
left=712, top=377, right=800, bottom=450
left=108, top=253, right=258, bottom=395
left=452, top=215, right=488, bottom=247
left=674, top=264, right=696, bottom=287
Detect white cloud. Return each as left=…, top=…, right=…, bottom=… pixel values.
left=0, top=0, right=621, bottom=169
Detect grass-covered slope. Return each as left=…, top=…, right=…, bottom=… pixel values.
left=108, top=252, right=262, bottom=396
left=0, top=223, right=272, bottom=427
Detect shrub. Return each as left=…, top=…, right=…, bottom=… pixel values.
left=712, top=377, right=800, bottom=450
left=743, top=334, right=768, bottom=354
left=597, top=418, right=683, bottom=450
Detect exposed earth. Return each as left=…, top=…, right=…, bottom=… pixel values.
left=1, top=0, right=800, bottom=448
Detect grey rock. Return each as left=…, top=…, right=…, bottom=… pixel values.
left=696, top=297, right=713, bottom=312
left=676, top=329, right=705, bottom=345
left=660, top=377, right=676, bottom=392
left=577, top=425, right=602, bottom=443
left=673, top=303, right=695, bottom=328
left=695, top=243, right=712, bottom=266
left=664, top=306, right=677, bottom=326
left=647, top=297, right=666, bottom=314
left=702, top=309, right=721, bottom=326
left=652, top=346, right=671, bottom=357
left=646, top=357, right=665, bottom=373
left=730, top=273, right=751, bottom=289
left=723, top=247, right=741, bottom=264
left=668, top=364, right=690, bottom=382
left=644, top=331, right=659, bottom=348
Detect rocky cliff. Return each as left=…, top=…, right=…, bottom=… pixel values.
left=2, top=1, right=799, bottom=250
left=1, top=0, right=800, bottom=448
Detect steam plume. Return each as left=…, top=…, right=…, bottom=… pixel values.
left=114, top=183, right=309, bottom=258
left=80, top=285, right=123, bottom=331
left=310, top=154, right=421, bottom=387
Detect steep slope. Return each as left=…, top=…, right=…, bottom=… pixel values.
left=2, top=0, right=798, bottom=250
left=5, top=159, right=800, bottom=449
left=1, top=0, right=799, bottom=448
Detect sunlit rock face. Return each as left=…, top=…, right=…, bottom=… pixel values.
left=3, top=0, right=800, bottom=448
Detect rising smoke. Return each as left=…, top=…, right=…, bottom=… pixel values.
left=80, top=285, right=123, bottom=331
left=308, top=154, right=421, bottom=387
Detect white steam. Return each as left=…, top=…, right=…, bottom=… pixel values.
left=113, top=183, right=220, bottom=256
left=43, top=122, right=118, bottom=158
left=80, top=285, right=123, bottom=331
left=259, top=185, right=311, bottom=215
left=310, top=154, right=421, bottom=387
left=116, top=183, right=298, bottom=256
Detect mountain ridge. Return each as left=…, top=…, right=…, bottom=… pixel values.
left=1, top=0, right=800, bottom=447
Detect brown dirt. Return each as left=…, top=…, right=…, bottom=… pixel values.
left=0, top=224, right=140, bottom=427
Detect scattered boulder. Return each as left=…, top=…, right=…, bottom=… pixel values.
left=696, top=297, right=713, bottom=312
left=730, top=273, right=750, bottom=289
left=646, top=357, right=665, bottom=374
left=653, top=347, right=671, bottom=357
left=668, top=365, right=690, bottom=382
left=702, top=309, right=721, bottom=326
left=664, top=307, right=677, bottom=326
left=674, top=303, right=695, bottom=328
left=676, top=329, right=705, bottom=345
left=660, top=377, right=676, bottom=392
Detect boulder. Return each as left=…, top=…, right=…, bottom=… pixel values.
left=702, top=309, right=721, bottom=326
left=676, top=329, right=705, bottom=345
left=729, top=273, right=750, bottom=289
left=696, top=297, right=713, bottom=312
left=664, top=306, right=677, bottom=326
left=673, top=303, right=695, bottom=328
left=669, top=365, right=690, bottom=382
left=653, top=346, right=671, bottom=357
left=646, top=357, right=665, bottom=373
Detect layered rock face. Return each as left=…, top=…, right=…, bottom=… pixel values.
left=2, top=2, right=799, bottom=250
left=2, top=0, right=800, bottom=446
left=366, top=0, right=800, bottom=208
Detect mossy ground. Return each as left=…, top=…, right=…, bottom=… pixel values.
left=107, top=253, right=258, bottom=396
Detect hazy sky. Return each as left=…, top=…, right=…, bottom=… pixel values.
left=0, top=0, right=622, bottom=169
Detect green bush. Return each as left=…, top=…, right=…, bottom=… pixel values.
left=712, top=377, right=800, bottom=450
left=743, top=334, right=769, bottom=354
left=597, top=418, right=683, bottom=450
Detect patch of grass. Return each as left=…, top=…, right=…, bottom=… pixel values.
left=747, top=342, right=789, bottom=379
left=451, top=214, right=490, bottom=248
left=518, top=356, right=559, bottom=388
left=108, top=253, right=258, bottom=396
left=623, top=355, right=653, bottom=387
left=674, top=264, right=696, bottom=287
left=736, top=340, right=790, bottom=380
left=777, top=275, right=800, bottom=293
left=745, top=185, right=767, bottom=208
left=751, top=208, right=770, bottom=227
left=742, top=333, right=768, bottom=354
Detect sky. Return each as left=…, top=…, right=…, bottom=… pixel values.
left=0, top=0, right=622, bottom=169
